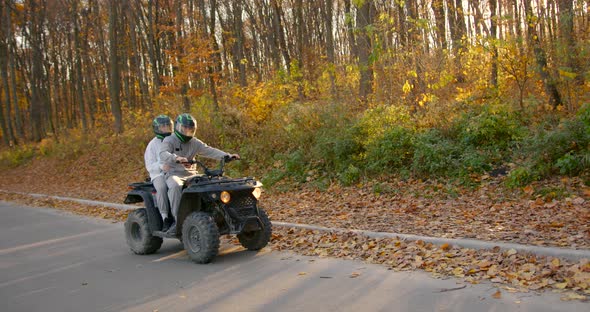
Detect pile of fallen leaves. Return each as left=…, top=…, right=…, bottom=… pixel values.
left=271, top=227, right=589, bottom=301
left=263, top=178, right=589, bottom=249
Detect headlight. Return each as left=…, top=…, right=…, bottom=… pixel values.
left=220, top=191, right=231, bottom=204
left=252, top=187, right=262, bottom=199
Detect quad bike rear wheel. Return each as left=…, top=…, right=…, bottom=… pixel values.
left=182, top=211, right=220, bottom=264
left=125, top=208, right=163, bottom=254
left=237, top=207, right=272, bottom=251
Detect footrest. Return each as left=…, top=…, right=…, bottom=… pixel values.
left=153, top=230, right=177, bottom=239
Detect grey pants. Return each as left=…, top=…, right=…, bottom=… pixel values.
left=165, top=171, right=194, bottom=220
left=152, top=175, right=170, bottom=219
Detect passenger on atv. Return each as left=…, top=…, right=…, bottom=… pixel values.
left=159, top=113, right=240, bottom=235
left=144, top=114, right=174, bottom=231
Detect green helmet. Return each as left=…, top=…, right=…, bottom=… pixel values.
left=174, top=113, right=196, bottom=142
left=152, top=115, right=173, bottom=139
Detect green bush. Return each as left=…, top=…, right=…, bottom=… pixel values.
left=455, top=106, right=526, bottom=150
left=312, top=119, right=362, bottom=173
left=365, top=126, right=415, bottom=173
left=411, top=129, right=462, bottom=177
left=261, top=150, right=309, bottom=185
left=506, top=167, right=538, bottom=188
left=459, top=147, right=493, bottom=174
left=0, top=145, right=35, bottom=168
left=338, top=164, right=361, bottom=186
left=356, top=104, right=412, bottom=145
left=556, top=151, right=590, bottom=175
left=523, top=117, right=590, bottom=177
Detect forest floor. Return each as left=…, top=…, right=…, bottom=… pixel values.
left=0, top=154, right=589, bottom=300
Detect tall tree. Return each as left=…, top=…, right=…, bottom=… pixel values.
left=490, top=0, right=499, bottom=88
left=448, top=0, right=467, bottom=82
left=71, top=0, right=88, bottom=131
left=108, top=0, right=123, bottom=133
left=28, top=0, right=49, bottom=141
left=557, top=0, right=583, bottom=85
left=432, top=0, right=447, bottom=50
left=270, top=0, right=291, bottom=74
left=0, top=0, right=15, bottom=145
left=321, top=0, right=337, bottom=97
left=232, top=0, right=247, bottom=87
left=524, top=0, right=562, bottom=108
left=356, top=0, right=375, bottom=102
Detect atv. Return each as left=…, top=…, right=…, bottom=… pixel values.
left=123, top=155, right=272, bottom=264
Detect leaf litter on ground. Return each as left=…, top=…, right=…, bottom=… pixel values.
left=0, top=159, right=588, bottom=300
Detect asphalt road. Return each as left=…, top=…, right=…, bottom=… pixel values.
left=0, top=201, right=587, bottom=312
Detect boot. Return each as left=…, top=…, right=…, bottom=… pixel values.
left=166, top=222, right=177, bottom=235
left=162, top=217, right=173, bottom=231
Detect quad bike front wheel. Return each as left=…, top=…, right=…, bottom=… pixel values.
left=125, top=208, right=163, bottom=254
left=237, top=207, right=272, bottom=251
left=182, top=211, right=220, bottom=264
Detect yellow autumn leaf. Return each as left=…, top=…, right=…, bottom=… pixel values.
left=402, top=80, right=413, bottom=94
left=440, top=243, right=452, bottom=251
left=492, top=290, right=502, bottom=299
left=554, top=282, right=568, bottom=289
left=506, top=249, right=517, bottom=256
left=453, top=267, right=465, bottom=277
left=560, top=293, right=586, bottom=301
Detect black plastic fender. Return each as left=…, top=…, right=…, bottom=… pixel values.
left=125, top=189, right=163, bottom=232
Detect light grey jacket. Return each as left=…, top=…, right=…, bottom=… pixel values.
left=159, top=133, right=228, bottom=175
left=144, top=137, right=165, bottom=181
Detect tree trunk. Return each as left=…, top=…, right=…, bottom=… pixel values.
left=490, top=0, right=498, bottom=88
left=271, top=0, right=291, bottom=74
left=295, top=0, right=304, bottom=99
left=356, top=0, right=375, bottom=102
left=524, top=0, right=562, bottom=109
left=109, top=0, right=123, bottom=133
left=557, top=0, right=583, bottom=85
left=29, top=0, right=47, bottom=141
left=448, top=0, right=467, bottom=83
left=127, top=0, right=150, bottom=108
left=322, top=0, right=337, bottom=97
left=72, top=0, right=88, bottom=131
left=0, top=0, right=15, bottom=145
left=143, top=0, right=161, bottom=95
left=232, top=0, right=247, bottom=87
left=208, top=0, right=219, bottom=109
left=344, top=0, right=357, bottom=59
left=432, top=0, right=447, bottom=50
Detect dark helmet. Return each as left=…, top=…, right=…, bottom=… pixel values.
left=152, top=115, right=173, bottom=139
left=174, top=113, right=196, bottom=142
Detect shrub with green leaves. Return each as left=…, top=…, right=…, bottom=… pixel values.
left=523, top=116, right=590, bottom=177
left=506, top=167, right=538, bottom=188
left=455, top=106, right=526, bottom=150
left=365, top=126, right=415, bottom=173
left=411, top=129, right=462, bottom=177
left=338, top=164, right=361, bottom=186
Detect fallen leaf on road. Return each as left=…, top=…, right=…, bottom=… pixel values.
left=492, top=290, right=502, bottom=299
left=560, top=293, right=586, bottom=301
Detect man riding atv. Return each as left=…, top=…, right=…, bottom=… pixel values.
left=159, top=113, right=240, bottom=235
left=125, top=113, right=271, bottom=263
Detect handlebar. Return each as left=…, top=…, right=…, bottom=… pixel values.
left=174, top=155, right=240, bottom=177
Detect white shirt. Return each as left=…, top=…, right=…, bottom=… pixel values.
left=144, top=137, right=165, bottom=181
